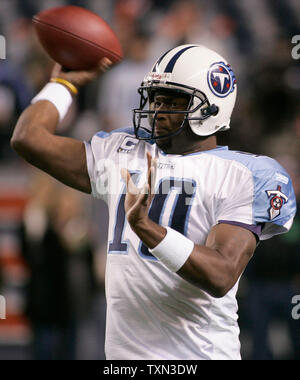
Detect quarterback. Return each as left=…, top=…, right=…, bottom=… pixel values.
left=11, top=45, right=296, bottom=360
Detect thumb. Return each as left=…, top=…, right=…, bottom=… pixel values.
left=51, top=62, right=63, bottom=78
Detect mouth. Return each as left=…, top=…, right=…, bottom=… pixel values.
left=155, top=127, right=169, bottom=137
left=154, top=120, right=168, bottom=133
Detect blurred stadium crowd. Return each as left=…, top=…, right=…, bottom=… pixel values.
left=0, top=0, right=299, bottom=360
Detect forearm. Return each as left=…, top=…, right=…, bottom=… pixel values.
left=177, top=245, right=234, bottom=297
left=131, top=217, right=167, bottom=249
left=130, top=220, right=251, bottom=298
left=130, top=219, right=225, bottom=295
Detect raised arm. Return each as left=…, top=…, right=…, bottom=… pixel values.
left=11, top=59, right=112, bottom=193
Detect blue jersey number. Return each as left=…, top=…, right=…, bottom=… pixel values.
left=108, top=176, right=196, bottom=259
left=108, top=171, right=141, bottom=255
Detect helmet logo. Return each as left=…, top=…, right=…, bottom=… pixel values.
left=208, top=62, right=236, bottom=98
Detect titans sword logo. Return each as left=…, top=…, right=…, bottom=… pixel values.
left=266, top=185, right=288, bottom=220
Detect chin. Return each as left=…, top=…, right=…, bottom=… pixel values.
left=156, top=136, right=171, bottom=151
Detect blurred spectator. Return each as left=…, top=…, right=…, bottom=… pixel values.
left=0, top=257, right=3, bottom=294
left=97, top=30, right=152, bottom=132
left=20, top=173, right=97, bottom=360
left=113, top=0, right=153, bottom=51
left=149, top=0, right=204, bottom=58
left=249, top=39, right=299, bottom=138
left=0, top=61, right=33, bottom=161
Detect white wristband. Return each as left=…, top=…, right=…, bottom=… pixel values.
left=149, top=227, right=194, bottom=272
left=31, top=82, right=73, bottom=122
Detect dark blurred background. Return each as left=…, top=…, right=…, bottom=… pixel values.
left=0, top=0, right=299, bottom=360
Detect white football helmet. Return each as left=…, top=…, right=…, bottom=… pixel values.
left=133, top=44, right=237, bottom=139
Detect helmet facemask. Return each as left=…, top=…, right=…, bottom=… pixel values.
left=133, top=81, right=219, bottom=141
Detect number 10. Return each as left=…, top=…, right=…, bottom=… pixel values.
left=109, top=174, right=196, bottom=260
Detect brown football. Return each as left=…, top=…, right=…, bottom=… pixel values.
left=32, top=5, right=123, bottom=70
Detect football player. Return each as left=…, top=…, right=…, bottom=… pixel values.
left=11, top=45, right=296, bottom=360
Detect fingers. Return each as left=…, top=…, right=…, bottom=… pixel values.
left=121, top=153, right=156, bottom=205
left=120, top=168, right=130, bottom=189
left=97, top=57, right=113, bottom=72
left=146, top=152, right=157, bottom=197
left=80, top=58, right=112, bottom=81
left=121, top=168, right=138, bottom=194
left=140, top=184, right=150, bottom=206
left=51, top=63, right=63, bottom=78
left=49, top=57, right=112, bottom=88
left=147, top=152, right=152, bottom=175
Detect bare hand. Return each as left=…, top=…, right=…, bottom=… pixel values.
left=121, top=153, right=157, bottom=227
left=50, top=57, right=112, bottom=88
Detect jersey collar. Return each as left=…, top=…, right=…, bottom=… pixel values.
left=158, top=146, right=229, bottom=157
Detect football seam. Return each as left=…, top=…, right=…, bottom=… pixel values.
left=32, top=17, right=122, bottom=60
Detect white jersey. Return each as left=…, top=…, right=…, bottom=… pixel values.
left=84, top=127, right=296, bottom=360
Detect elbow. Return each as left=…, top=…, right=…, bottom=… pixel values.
left=10, top=128, right=33, bottom=155
left=178, top=258, right=238, bottom=298
left=185, top=277, right=234, bottom=298
left=206, top=272, right=236, bottom=298
left=207, top=259, right=239, bottom=298
left=10, top=135, right=27, bottom=157
left=10, top=134, right=22, bottom=153
left=208, top=285, right=231, bottom=298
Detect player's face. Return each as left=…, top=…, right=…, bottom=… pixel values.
left=152, top=93, right=190, bottom=147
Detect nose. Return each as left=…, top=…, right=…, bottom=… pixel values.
left=156, top=108, right=167, bottom=121
left=154, top=103, right=170, bottom=119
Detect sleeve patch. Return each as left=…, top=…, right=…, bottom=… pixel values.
left=265, top=185, right=289, bottom=221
